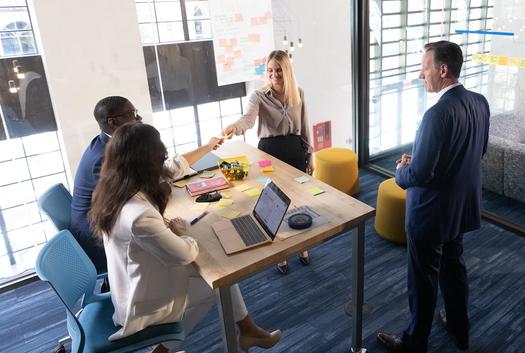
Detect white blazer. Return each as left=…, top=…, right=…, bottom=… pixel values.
left=105, top=191, right=199, bottom=340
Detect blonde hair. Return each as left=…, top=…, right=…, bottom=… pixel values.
left=264, top=50, right=301, bottom=107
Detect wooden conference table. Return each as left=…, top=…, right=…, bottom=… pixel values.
left=166, top=141, right=375, bottom=353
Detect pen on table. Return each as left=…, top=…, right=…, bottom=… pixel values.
left=190, top=211, right=208, bottom=225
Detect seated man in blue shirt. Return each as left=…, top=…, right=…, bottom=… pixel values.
left=71, top=96, right=142, bottom=277
left=71, top=96, right=223, bottom=286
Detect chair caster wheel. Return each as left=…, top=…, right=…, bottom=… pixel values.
left=54, top=344, right=66, bottom=353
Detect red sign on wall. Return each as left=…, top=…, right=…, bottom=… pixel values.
left=313, top=121, right=332, bottom=152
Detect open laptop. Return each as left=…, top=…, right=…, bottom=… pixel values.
left=174, top=152, right=221, bottom=181
left=212, top=181, right=291, bottom=254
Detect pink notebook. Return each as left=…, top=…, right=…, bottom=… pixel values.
left=186, top=176, right=230, bottom=196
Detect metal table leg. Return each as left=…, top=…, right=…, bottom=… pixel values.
left=216, top=285, right=239, bottom=353
left=351, top=222, right=366, bottom=353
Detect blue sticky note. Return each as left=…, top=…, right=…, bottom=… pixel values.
left=256, top=175, right=270, bottom=183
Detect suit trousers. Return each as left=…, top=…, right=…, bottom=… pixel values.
left=164, top=267, right=248, bottom=352
left=402, top=234, right=469, bottom=352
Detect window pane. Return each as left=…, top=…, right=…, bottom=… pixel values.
left=199, top=118, right=221, bottom=143
left=155, top=1, right=182, bottom=22
left=22, top=132, right=59, bottom=156
left=173, top=123, right=198, bottom=145
left=2, top=202, right=41, bottom=232
left=0, top=181, right=35, bottom=209
left=32, top=173, right=68, bottom=198
left=153, top=110, right=171, bottom=129
left=175, top=142, right=198, bottom=154
left=0, top=138, right=24, bottom=162
left=198, top=102, right=220, bottom=121
left=157, top=22, right=184, bottom=42
left=0, top=159, right=30, bottom=185
left=188, top=19, right=212, bottom=40
left=8, top=223, right=47, bottom=252
left=170, top=106, right=195, bottom=126
left=139, top=23, right=159, bottom=44
left=383, top=1, right=401, bottom=14
left=26, top=151, right=64, bottom=178
left=185, top=1, right=210, bottom=20
left=220, top=98, right=241, bottom=116
left=136, top=2, right=156, bottom=23
left=158, top=128, right=175, bottom=149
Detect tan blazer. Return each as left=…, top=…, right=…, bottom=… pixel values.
left=104, top=192, right=199, bottom=340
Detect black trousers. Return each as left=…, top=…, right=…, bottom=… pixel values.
left=402, top=234, right=469, bottom=353
left=258, top=135, right=307, bottom=172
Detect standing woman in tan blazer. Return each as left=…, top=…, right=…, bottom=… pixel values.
left=90, top=123, right=281, bottom=353
left=223, top=50, right=313, bottom=274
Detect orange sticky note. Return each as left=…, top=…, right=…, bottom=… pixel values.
left=248, top=33, right=261, bottom=43
left=219, top=38, right=227, bottom=47
left=262, top=166, right=274, bottom=172
left=235, top=13, right=243, bottom=22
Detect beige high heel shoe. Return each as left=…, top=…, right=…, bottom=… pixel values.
left=238, top=329, right=282, bottom=352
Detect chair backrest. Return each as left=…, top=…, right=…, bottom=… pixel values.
left=37, top=183, right=72, bottom=231
left=36, top=229, right=97, bottom=311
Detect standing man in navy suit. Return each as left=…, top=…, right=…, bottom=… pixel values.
left=377, top=41, right=490, bottom=353
left=71, top=96, right=142, bottom=275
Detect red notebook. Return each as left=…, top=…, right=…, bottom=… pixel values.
left=186, top=176, right=230, bottom=196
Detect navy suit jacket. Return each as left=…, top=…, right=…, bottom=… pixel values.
left=70, top=131, right=109, bottom=271
left=396, top=85, right=490, bottom=243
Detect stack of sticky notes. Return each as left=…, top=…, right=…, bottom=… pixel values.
left=245, top=188, right=262, bottom=197
left=234, top=184, right=250, bottom=192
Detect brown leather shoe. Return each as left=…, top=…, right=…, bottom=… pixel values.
left=376, top=332, right=405, bottom=352
left=439, top=309, right=469, bottom=351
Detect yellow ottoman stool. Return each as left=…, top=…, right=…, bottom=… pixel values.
left=313, top=147, right=359, bottom=195
left=374, top=178, right=406, bottom=244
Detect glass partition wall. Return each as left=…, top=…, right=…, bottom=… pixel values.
left=365, top=0, right=525, bottom=232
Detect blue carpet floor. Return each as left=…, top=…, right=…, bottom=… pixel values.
left=1, top=170, right=524, bottom=353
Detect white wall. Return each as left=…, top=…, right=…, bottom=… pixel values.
left=29, top=0, right=152, bottom=177
left=271, top=0, right=353, bottom=148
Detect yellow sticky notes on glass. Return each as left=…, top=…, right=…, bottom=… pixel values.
left=245, top=188, right=262, bottom=197
left=307, top=187, right=325, bottom=196
left=215, top=199, right=233, bottom=208
left=172, top=179, right=188, bottom=188
left=218, top=208, right=241, bottom=219
left=235, top=184, right=250, bottom=192
left=192, top=202, right=209, bottom=210
left=261, top=166, right=274, bottom=172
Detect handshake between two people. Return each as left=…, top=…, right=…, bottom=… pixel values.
left=396, top=154, right=412, bottom=169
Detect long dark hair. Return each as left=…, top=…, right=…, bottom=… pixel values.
left=90, top=123, right=168, bottom=238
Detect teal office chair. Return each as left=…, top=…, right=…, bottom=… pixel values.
left=37, top=183, right=72, bottom=231
left=36, top=230, right=184, bottom=353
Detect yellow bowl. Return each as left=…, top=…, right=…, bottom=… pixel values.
left=218, top=156, right=250, bottom=181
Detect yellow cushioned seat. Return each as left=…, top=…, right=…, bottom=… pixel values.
left=313, top=147, right=359, bottom=195
left=374, top=178, right=406, bottom=244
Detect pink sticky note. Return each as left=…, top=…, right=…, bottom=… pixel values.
left=258, top=160, right=272, bottom=167
left=234, top=13, right=243, bottom=22
left=219, top=38, right=227, bottom=47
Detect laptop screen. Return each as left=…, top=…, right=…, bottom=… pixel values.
left=253, top=181, right=291, bottom=239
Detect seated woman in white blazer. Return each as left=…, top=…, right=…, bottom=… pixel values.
left=90, top=123, right=281, bottom=353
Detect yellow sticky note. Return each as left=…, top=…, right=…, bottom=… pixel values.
left=307, top=187, right=325, bottom=196
left=215, top=199, right=233, bottom=208
left=192, top=202, right=208, bottom=210
left=245, top=188, right=261, bottom=197
left=172, top=179, right=187, bottom=188
left=261, top=166, right=274, bottom=172
left=218, top=208, right=241, bottom=219
left=520, top=59, right=525, bottom=69
left=235, top=184, right=250, bottom=192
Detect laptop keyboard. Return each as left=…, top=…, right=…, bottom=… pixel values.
left=231, top=215, right=268, bottom=246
